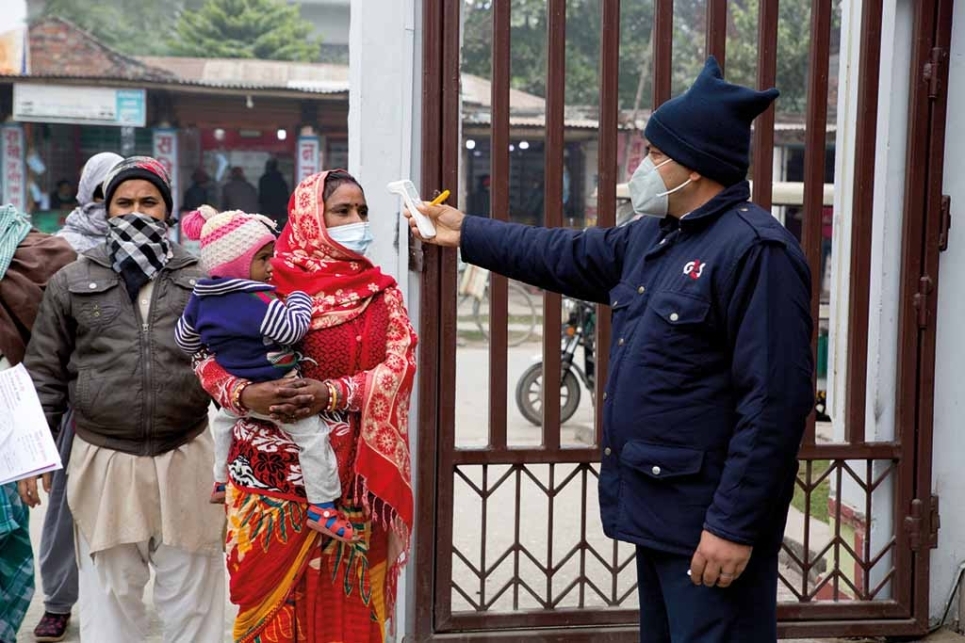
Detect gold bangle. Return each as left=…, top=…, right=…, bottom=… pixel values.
left=325, top=381, right=338, bottom=413
left=232, top=380, right=251, bottom=414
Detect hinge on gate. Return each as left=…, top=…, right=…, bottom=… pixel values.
left=912, top=275, right=934, bottom=329
left=939, top=195, right=952, bottom=252
left=906, top=499, right=924, bottom=550
left=905, top=495, right=941, bottom=551
left=923, top=47, right=945, bottom=99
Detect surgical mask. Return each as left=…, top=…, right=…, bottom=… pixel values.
left=628, top=156, right=692, bottom=218
left=328, top=221, right=374, bottom=256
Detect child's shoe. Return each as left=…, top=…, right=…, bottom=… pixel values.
left=306, top=502, right=357, bottom=543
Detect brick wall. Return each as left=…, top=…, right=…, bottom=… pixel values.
left=28, top=17, right=173, bottom=81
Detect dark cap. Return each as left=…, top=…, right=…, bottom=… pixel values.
left=644, top=56, right=779, bottom=186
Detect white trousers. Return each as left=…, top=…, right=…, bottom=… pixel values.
left=77, top=532, right=225, bottom=643
left=211, top=407, right=341, bottom=504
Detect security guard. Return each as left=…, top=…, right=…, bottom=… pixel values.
left=409, top=57, right=814, bottom=642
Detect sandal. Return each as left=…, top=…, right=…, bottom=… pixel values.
left=306, top=502, right=358, bottom=543
left=34, top=611, right=71, bottom=642
left=210, top=482, right=226, bottom=504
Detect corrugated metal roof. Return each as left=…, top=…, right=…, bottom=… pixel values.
left=136, top=56, right=349, bottom=94
left=464, top=112, right=602, bottom=130
left=460, top=74, right=546, bottom=113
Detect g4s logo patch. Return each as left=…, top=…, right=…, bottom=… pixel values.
left=683, top=260, right=707, bottom=280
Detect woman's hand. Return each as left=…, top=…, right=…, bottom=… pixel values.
left=404, top=203, right=465, bottom=247
left=240, top=378, right=330, bottom=422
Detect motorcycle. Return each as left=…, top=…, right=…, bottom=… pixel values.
left=515, top=297, right=596, bottom=426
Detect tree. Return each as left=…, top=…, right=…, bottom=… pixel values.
left=43, top=0, right=206, bottom=56
left=169, top=0, right=320, bottom=61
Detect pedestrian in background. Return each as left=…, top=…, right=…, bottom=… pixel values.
left=49, top=180, right=76, bottom=212
left=222, top=166, right=259, bottom=213
left=182, top=168, right=219, bottom=213
left=258, top=158, right=290, bottom=229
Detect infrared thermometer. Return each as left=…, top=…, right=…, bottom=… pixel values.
left=388, top=179, right=437, bottom=239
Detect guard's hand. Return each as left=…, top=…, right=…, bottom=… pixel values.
left=17, top=473, right=52, bottom=508
left=689, top=530, right=752, bottom=589
left=404, top=203, right=465, bottom=248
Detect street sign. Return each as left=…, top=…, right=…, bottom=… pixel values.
left=296, top=136, right=321, bottom=182
left=1, top=124, right=27, bottom=212
left=13, top=84, right=147, bottom=128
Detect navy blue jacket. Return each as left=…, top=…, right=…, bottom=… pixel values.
left=175, top=278, right=314, bottom=381
left=461, top=181, right=813, bottom=556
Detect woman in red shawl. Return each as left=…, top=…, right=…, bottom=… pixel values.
left=193, top=170, right=416, bottom=642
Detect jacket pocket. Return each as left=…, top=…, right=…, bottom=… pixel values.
left=68, top=278, right=122, bottom=330
left=75, top=368, right=91, bottom=414
left=648, top=290, right=710, bottom=326
left=620, top=441, right=704, bottom=480
left=639, top=290, right=716, bottom=372
left=616, top=440, right=713, bottom=551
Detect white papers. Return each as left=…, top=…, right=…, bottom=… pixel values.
left=0, top=363, right=61, bottom=486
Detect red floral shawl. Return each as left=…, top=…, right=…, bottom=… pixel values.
left=270, top=170, right=415, bottom=536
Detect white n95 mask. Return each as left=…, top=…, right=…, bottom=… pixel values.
left=628, top=156, right=692, bottom=218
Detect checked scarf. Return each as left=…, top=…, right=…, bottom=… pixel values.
left=108, top=213, right=172, bottom=300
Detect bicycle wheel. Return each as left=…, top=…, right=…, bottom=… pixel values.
left=472, top=281, right=539, bottom=346
left=514, top=362, right=582, bottom=427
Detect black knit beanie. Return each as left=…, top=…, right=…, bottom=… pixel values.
left=644, top=56, right=780, bottom=187
left=103, top=156, right=174, bottom=215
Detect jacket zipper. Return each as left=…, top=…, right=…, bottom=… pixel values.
left=143, top=274, right=163, bottom=454
left=131, top=276, right=159, bottom=454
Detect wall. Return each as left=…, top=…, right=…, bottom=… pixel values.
left=929, top=0, right=965, bottom=624
left=27, top=17, right=170, bottom=80
left=297, top=0, right=352, bottom=62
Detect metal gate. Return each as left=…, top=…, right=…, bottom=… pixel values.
left=414, top=0, right=953, bottom=639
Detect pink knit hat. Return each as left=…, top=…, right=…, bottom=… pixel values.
left=181, top=205, right=278, bottom=279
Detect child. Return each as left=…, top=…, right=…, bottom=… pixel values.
left=176, top=206, right=354, bottom=543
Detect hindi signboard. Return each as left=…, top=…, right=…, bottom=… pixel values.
left=153, top=128, right=186, bottom=245
left=296, top=136, right=321, bottom=182
left=1, top=125, right=27, bottom=212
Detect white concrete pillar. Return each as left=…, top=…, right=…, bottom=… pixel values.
left=930, top=0, right=965, bottom=624
left=828, top=0, right=913, bottom=444
left=349, top=0, right=423, bottom=638
left=349, top=0, right=419, bottom=299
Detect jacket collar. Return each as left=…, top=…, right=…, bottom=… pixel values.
left=82, top=241, right=199, bottom=271
left=660, top=180, right=751, bottom=233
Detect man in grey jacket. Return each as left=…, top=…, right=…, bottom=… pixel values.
left=22, top=157, right=225, bottom=643
left=33, top=150, right=121, bottom=642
